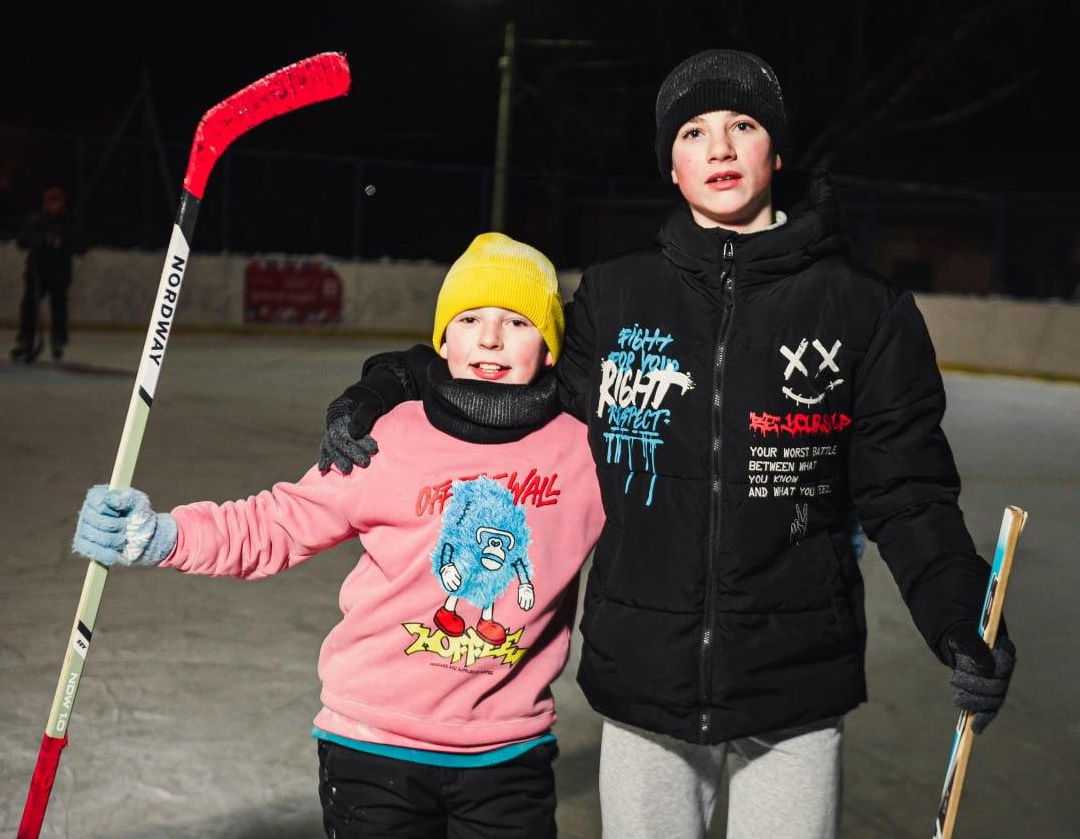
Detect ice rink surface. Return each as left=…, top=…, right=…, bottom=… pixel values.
left=2, top=329, right=1078, bottom=838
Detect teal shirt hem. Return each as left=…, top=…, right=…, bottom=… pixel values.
left=312, top=727, right=555, bottom=768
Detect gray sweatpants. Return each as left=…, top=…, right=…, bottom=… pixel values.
left=599, top=716, right=843, bottom=839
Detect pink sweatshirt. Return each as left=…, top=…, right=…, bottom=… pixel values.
left=163, top=403, right=604, bottom=753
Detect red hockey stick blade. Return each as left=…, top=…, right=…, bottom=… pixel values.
left=17, top=733, right=68, bottom=839
left=183, top=51, right=351, bottom=199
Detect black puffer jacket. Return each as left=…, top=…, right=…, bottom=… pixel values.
left=556, top=171, right=989, bottom=744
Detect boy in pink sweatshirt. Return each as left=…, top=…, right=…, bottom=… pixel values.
left=72, top=233, right=605, bottom=839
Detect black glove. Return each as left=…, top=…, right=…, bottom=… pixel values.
left=945, top=622, right=1016, bottom=734
left=318, top=397, right=379, bottom=474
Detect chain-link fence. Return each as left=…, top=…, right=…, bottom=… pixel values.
left=2, top=128, right=1077, bottom=298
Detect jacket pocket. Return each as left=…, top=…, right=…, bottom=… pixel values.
left=588, top=519, right=622, bottom=593
left=813, top=531, right=857, bottom=647
left=580, top=521, right=617, bottom=641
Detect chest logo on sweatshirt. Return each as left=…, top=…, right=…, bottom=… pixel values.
left=415, top=469, right=560, bottom=517
left=402, top=477, right=533, bottom=669
left=780, top=338, right=844, bottom=407
left=597, top=324, right=695, bottom=506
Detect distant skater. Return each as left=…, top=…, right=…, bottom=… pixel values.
left=11, top=186, right=84, bottom=362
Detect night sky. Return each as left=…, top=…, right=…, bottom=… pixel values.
left=3, top=1, right=1076, bottom=190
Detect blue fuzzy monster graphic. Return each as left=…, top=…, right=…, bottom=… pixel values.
left=429, top=476, right=534, bottom=647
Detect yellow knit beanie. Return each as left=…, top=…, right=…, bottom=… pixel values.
left=432, top=232, right=565, bottom=361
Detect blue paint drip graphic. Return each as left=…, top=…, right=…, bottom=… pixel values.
left=604, top=426, right=664, bottom=507
left=599, top=324, right=693, bottom=508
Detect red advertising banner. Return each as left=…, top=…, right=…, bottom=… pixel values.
left=243, top=259, right=342, bottom=324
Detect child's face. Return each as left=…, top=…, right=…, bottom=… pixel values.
left=670, top=110, right=782, bottom=233
left=439, top=307, right=553, bottom=385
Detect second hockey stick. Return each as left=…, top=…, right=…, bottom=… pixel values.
left=932, top=504, right=1028, bottom=839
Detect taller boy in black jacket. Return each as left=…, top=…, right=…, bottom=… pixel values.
left=319, top=49, right=1015, bottom=839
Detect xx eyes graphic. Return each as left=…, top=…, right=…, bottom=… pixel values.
left=780, top=339, right=843, bottom=407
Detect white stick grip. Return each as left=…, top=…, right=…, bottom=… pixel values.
left=108, top=225, right=191, bottom=490
left=136, top=225, right=191, bottom=401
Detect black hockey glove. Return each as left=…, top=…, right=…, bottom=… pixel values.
left=318, top=399, right=379, bottom=474
left=945, top=621, right=1016, bottom=735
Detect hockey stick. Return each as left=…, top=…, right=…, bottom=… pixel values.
left=17, top=52, right=350, bottom=839
left=27, top=266, right=45, bottom=363
left=932, top=505, right=1028, bottom=839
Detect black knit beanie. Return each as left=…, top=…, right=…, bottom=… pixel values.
left=654, top=49, right=791, bottom=179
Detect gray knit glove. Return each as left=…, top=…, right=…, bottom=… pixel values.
left=318, top=398, right=379, bottom=474
left=946, top=622, right=1016, bottom=734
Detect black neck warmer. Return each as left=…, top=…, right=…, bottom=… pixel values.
left=422, top=358, right=561, bottom=444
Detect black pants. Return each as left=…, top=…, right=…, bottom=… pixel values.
left=16, top=274, right=69, bottom=348
left=317, top=739, right=558, bottom=839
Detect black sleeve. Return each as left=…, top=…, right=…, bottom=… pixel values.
left=848, top=292, right=990, bottom=664
left=332, top=343, right=439, bottom=421
left=16, top=214, right=40, bottom=250
left=556, top=268, right=598, bottom=422
left=67, top=218, right=88, bottom=256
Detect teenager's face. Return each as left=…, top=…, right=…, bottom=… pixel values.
left=439, top=307, right=553, bottom=385
left=670, top=110, right=782, bottom=233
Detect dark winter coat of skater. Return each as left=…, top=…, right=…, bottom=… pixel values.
left=11, top=186, right=85, bottom=362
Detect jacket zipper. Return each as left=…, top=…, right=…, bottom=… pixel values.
left=699, top=237, right=736, bottom=742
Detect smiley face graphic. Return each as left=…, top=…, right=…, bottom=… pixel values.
left=779, top=338, right=844, bottom=407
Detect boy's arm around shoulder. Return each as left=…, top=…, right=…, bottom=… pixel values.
left=339, top=343, right=436, bottom=420
left=164, top=464, right=366, bottom=579
left=557, top=267, right=599, bottom=422
left=847, top=291, right=990, bottom=664
left=321, top=343, right=438, bottom=473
